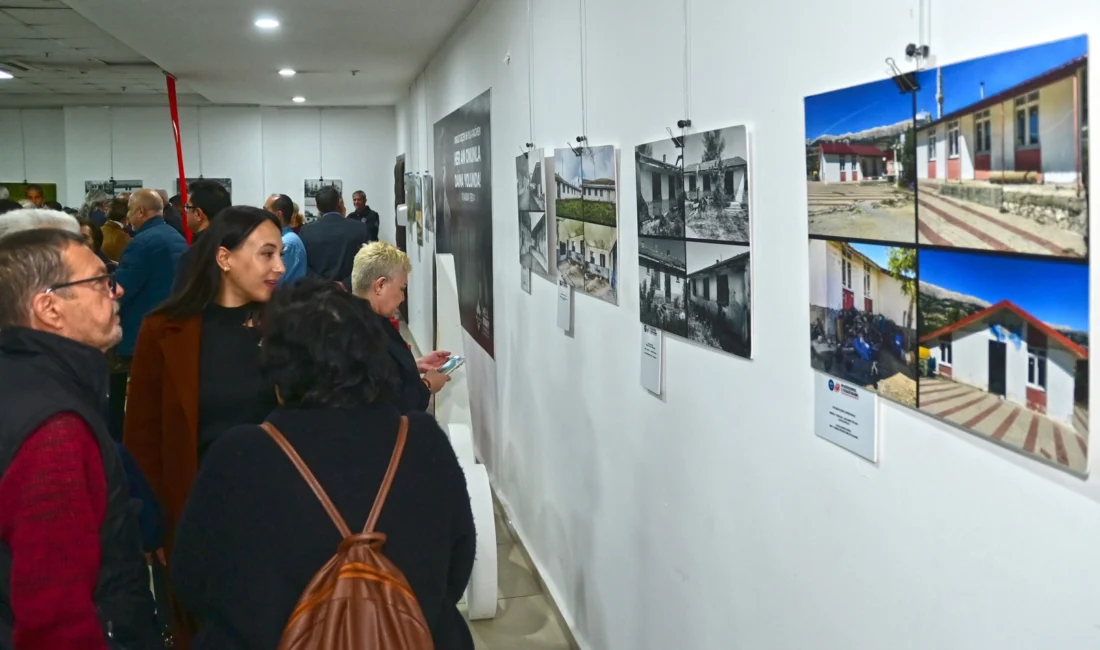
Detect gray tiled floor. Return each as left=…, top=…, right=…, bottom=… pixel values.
left=459, top=494, right=577, bottom=650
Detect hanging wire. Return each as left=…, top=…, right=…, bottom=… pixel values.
left=18, top=109, right=27, bottom=182
left=318, top=108, right=324, bottom=181
left=578, top=0, right=588, bottom=139
left=682, top=0, right=691, bottom=121
left=527, top=0, right=536, bottom=143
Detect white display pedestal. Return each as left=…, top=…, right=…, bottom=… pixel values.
left=435, top=254, right=497, bottom=621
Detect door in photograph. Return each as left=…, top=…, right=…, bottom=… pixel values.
left=664, top=272, right=671, bottom=299
left=842, top=289, right=854, bottom=310
left=988, top=340, right=1008, bottom=397
left=864, top=297, right=873, bottom=313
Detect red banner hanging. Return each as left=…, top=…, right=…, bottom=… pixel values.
left=165, top=73, right=192, bottom=242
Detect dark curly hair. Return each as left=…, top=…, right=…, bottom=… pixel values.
left=261, top=277, right=397, bottom=408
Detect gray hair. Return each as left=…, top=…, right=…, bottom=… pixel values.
left=0, top=228, right=85, bottom=327
left=78, top=188, right=111, bottom=221
left=0, top=208, right=81, bottom=242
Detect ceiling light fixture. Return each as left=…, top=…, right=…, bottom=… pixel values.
left=292, top=96, right=306, bottom=103
left=278, top=68, right=296, bottom=77
left=0, top=70, right=13, bottom=80
left=254, top=17, right=280, bottom=29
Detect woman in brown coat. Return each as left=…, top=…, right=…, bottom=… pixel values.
left=124, top=205, right=285, bottom=647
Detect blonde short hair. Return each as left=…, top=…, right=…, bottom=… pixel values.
left=351, top=241, right=411, bottom=295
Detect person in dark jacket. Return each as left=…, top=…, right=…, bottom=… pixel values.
left=351, top=241, right=451, bottom=413
left=299, top=185, right=370, bottom=289
left=0, top=228, right=161, bottom=650
left=347, top=190, right=380, bottom=242
left=173, top=180, right=231, bottom=294
left=156, top=189, right=186, bottom=238
left=171, top=278, right=475, bottom=650
left=109, top=189, right=188, bottom=442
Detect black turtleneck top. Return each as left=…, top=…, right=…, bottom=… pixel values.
left=197, top=303, right=277, bottom=459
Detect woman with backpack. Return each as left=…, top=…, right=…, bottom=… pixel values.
left=170, top=278, right=476, bottom=649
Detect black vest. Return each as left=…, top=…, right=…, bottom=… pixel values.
left=0, top=328, right=158, bottom=649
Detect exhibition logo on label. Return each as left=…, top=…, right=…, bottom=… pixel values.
left=827, top=379, right=859, bottom=400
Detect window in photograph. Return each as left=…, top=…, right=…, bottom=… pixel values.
left=839, top=157, right=846, bottom=170
left=1016, top=92, right=1040, bottom=147
left=703, top=174, right=711, bottom=192
left=927, top=132, right=936, bottom=160
left=717, top=274, right=729, bottom=306
left=652, top=174, right=662, bottom=202
left=948, top=121, right=960, bottom=158
left=842, top=248, right=853, bottom=289
left=703, top=277, right=711, bottom=300
left=940, top=340, right=953, bottom=365
left=863, top=262, right=872, bottom=295
left=689, top=175, right=696, bottom=192
left=1028, top=347, right=1048, bottom=389
left=974, top=110, right=992, bottom=153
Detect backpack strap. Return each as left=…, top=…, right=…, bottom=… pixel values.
left=363, top=416, right=409, bottom=535
left=261, top=422, right=353, bottom=539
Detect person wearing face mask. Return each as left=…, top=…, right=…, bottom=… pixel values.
left=0, top=228, right=162, bottom=650
left=123, top=206, right=284, bottom=649
left=351, top=241, right=452, bottom=413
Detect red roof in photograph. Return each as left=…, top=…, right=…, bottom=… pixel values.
left=819, top=142, right=889, bottom=157
left=919, top=299, right=1088, bottom=359
left=919, top=55, right=1088, bottom=131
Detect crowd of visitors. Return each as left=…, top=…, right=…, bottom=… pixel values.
left=0, top=182, right=472, bottom=650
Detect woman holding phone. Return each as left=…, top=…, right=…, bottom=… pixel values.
left=351, top=241, right=452, bottom=413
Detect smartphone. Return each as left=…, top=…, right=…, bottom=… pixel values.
left=438, top=355, right=466, bottom=376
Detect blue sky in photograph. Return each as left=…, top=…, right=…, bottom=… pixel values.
left=556, top=148, right=582, bottom=186
left=804, top=77, right=912, bottom=141
left=916, top=35, right=1087, bottom=118
left=920, top=250, right=1089, bottom=331
left=852, top=243, right=914, bottom=277
left=582, top=145, right=616, bottom=182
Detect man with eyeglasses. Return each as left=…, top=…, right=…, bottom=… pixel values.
left=172, top=179, right=231, bottom=294
left=0, top=228, right=161, bottom=649
left=110, top=190, right=187, bottom=441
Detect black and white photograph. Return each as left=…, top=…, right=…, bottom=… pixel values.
left=686, top=241, right=752, bottom=357
left=639, top=237, right=687, bottom=338
left=433, top=89, right=494, bottom=358
left=516, top=150, right=545, bottom=212
left=636, top=136, right=684, bottom=238
left=176, top=177, right=232, bottom=198
left=404, top=173, right=417, bottom=224
left=519, top=211, right=549, bottom=275
left=556, top=217, right=585, bottom=290
left=683, top=126, right=750, bottom=243
left=85, top=179, right=143, bottom=198
left=304, top=178, right=344, bottom=212
left=423, top=174, right=435, bottom=234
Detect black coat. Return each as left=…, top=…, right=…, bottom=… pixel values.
left=378, top=312, right=431, bottom=413
left=171, top=405, right=476, bottom=650
left=299, top=213, right=371, bottom=289
left=349, top=207, right=380, bottom=242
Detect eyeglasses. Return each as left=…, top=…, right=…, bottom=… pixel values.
left=184, top=204, right=197, bottom=212
left=44, top=273, right=118, bottom=296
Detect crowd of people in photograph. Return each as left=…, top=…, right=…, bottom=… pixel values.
left=0, top=181, right=473, bottom=650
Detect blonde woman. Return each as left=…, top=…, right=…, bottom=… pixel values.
left=351, top=241, right=451, bottom=412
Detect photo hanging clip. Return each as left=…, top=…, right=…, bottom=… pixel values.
left=666, top=126, right=684, bottom=149
left=520, top=143, right=534, bottom=159
left=569, top=135, right=587, bottom=157
left=886, top=57, right=921, bottom=94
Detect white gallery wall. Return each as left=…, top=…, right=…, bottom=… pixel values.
left=395, top=0, right=1100, bottom=649
left=0, top=106, right=398, bottom=243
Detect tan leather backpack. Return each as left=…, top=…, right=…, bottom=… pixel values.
left=261, top=417, right=435, bottom=650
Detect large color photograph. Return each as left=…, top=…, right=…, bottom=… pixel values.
left=914, top=35, right=1088, bottom=257
left=918, top=249, right=1089, bottom=474
left=804, top=78, right=917, bottom=244
left=1, top=182, right=57, bottom=207
left=433, top=89, right=494, bottom=358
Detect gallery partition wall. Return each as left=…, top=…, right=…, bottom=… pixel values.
left=395, top=1, right=1100, bottom=649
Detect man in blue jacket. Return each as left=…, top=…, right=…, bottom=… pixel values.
left=108, top=189, right=187, bottom=441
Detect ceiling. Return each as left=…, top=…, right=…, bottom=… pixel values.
left=0, top=0, right=480, bottom=108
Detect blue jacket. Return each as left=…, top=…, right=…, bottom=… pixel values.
left=279, top=226, right=308, bottom=285
left=115, top=217, right=187, bottom=356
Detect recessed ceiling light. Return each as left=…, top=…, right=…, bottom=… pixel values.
left=254, top=17, right=280, bottom=29
left=278, top=68, right=296, bottom=77
left=0, top=70, right=13, bottom=80
left=292, top=96, right=306, bottom=103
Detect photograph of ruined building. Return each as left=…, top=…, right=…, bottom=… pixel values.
left=639, top=237, right=687, bottom=338
left=553, top=145, right=619, bottom=303
left=809, top=240, right=917, bottom=406
left=918, top=249, right=1089, bottom=474
left=804, top=77, right=918, bottom=244
left=915, top=35, right=1088, bottom=257
left=636, top=136, right=685, bottom=238
left=683, top=126, right=750, bottom=243
left=686, top=242, right=751, bottom=358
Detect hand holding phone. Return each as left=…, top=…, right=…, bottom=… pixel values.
left=438, top=355, right=466, bottom=376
